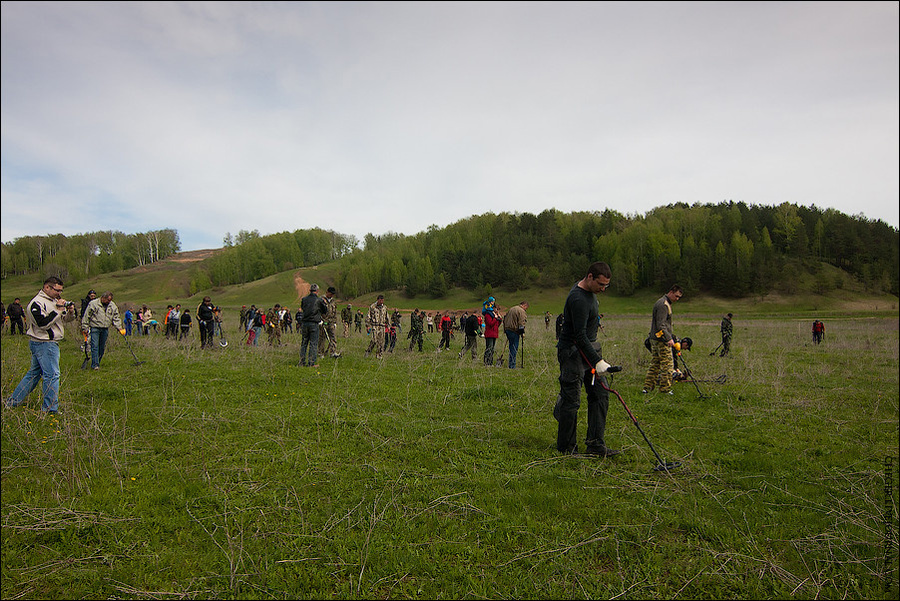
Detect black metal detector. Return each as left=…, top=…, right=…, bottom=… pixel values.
left=577, top=348, right=680, bottom=472
left=122, top=333, right=145, bottom=366
left=674, top=348, right=708, bottom=399
left=219, top=327, right=228, bottom=347
left=708, top=341, right=724, bottom=356
left=600, top=378, right=681, bottom=472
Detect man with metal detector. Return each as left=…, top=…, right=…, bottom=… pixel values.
left=81, top=291, right=125, bottom=370
left=642, top=285, right=683, bottom=395
left=197, top=296, right=216, bottom=349
left=719, top=313, right=733, bottom=357
left=553, top=261, right=622, bottom=457
left=5, top=277, right=77, bottom=414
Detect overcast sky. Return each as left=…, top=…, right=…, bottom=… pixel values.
left=2, top=1, right=898, bottom=252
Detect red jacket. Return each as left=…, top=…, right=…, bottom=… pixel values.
left=483, top=311, right=501, bottom=339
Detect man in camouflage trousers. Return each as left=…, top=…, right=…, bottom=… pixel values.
left=642, top=285, right=683, bottom=395
left=318, top=287, right=340, bottom=358
left=719, top=312, right=733, bottom=357
left=341, top=304, right=353, bottom=337
left=266, top=305, right=282, bottom=346
left=365, top=295, right=389, bottom=358
left=408, top=308, right=425, bottom=352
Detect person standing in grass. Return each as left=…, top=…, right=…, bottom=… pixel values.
left=554, top=262, right=621, bottom=457
left=8, top=297, right=26, bottom=335
left=642, top=284, right=684, bottom=395
left=408, top=308, right=425, bottom=352
left=341, top=303, right=353, bottom=337
left=502, top=301, right=529, bottom=368
left=482, top=302, right=501, bottom=366
left=365, top=294, right=390, bottom=359
left=5, top=276, right=76, bottom=414
left=812, top=319, right=825, bottom=344
left=179, top=308, right=192, bottom=340
left=719, top=312, right=733, bottom=357
left=299, top=284, right=325, bottom=366
left=458, top=311, right=480, bottom=360
left=197, top=296, right=216, bottom=348
left=81, top=291, right=125, bottom=370
left=318, top=287, right=340, bottom=358
left=438, top=311, right=453, bottom=351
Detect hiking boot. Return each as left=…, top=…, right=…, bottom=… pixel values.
left=585, top=446, right=622, bottom=458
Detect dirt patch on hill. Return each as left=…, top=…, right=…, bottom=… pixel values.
left=294, top=272, right=310, bottom=299
left=169, top=249, right=221, bottom=263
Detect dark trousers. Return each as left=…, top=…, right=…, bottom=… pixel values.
left=554, top=346, right=610, bottom=453
left=300, top=321, right=319, bottom=365
left=199, top=320, right=215, bottom=348
left=10, top=317, right=25, bottom=335
left=483, top=337, right=497, bottom=365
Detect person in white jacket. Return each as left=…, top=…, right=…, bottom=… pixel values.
left=5, top=277, right=76, bottom=414
left=81, top=291, right=125, bottom=370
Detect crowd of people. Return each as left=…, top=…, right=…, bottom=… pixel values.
left=4, top=273, right=831, bottom=461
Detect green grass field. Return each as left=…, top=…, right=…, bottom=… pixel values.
left=2, top=310, right=898, bottom=599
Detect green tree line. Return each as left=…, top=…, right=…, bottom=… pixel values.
left=200, top=228, right=359, bottom=289
left=334, top=202, right=899, bottom=298
left=1, top=229, right=180, bottom=283
left=4, top=203, right=896, bottom=299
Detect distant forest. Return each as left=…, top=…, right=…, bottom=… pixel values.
left=335, top=202, right=898, bottom=298
left=1, top=228, right=181, bottom=282
left=2, top=202, right=898, bottom=299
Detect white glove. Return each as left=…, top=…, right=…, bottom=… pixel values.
left=595, top=360, right=612, bottom=374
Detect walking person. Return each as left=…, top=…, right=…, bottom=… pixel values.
left=81, top=291, right=125, bottom=370
left=4, top=277, right=77, bottom=414
left=502, top=301, right=529, bottom=368
left=554, top=262, right=620, bottom=457
left=197, top=296, right=216, bottom=349
left=438, top=312, right=453, bottom=351
left=299, top=284, right=325, bottom=367
left=642, top=285, right=684, bottom=395
left=812, top=319, right=825, bottom=345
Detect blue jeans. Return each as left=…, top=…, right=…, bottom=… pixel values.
left=300, top=322, right=319, bottom=365
left=505, top=330, right=521, bottom=368
left=7, top=340, right=61, bottom=412
left=90, top=327, right=109, bottom=369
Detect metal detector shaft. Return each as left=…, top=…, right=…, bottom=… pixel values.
left=122, top=333, right=145, bottom=366
left=676, top=351, right=707, bottom=398
left=600, top=380, right=668, bottom=468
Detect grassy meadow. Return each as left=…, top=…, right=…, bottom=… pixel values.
left=2, top=305, right=898, bottom=599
